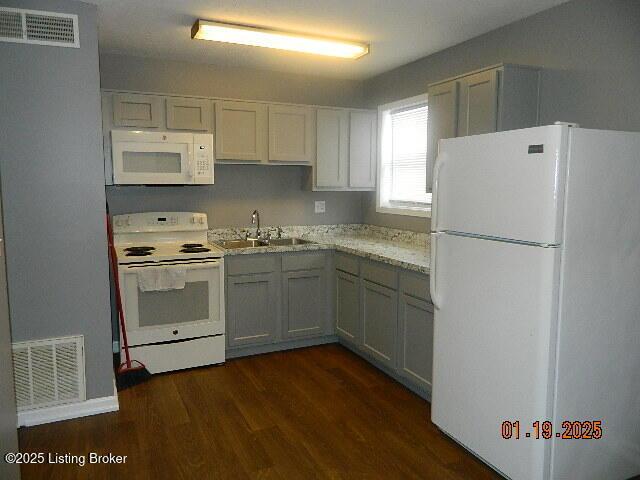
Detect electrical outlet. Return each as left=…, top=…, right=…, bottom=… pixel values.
left=315, top=201, right=326, bottom=214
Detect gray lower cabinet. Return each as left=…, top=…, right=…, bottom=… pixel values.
left=398, top=289, right=434, bottom=390
left=226, top=272, right=278, bottom=347
left=282, top=269, right=326, bottom=339
left=361, top=279, right=398, bottom=369
left=225, top=251, right=330, bottom=350
left=335, top=255, right=433, bottom=396
left=335, top=270, right=360, bottom=344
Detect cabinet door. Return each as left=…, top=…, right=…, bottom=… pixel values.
left=113, top=93, right=162, bottom=128
left=398, top=292, right=433, bottom=390
left=215, top=100, right=267, bottom=161
left=336, top=270, right=360, bottom=345
left=282, top=269, right=326, bottom=339
left=166, top=97, right=212, bottom=131
left=361, top=279, right=397, bottom=368
left=268, top=105, right=315, bottom=163
left=349, top=111, right=376, bottom=188
left=457, top=69, right=498, bottom=137
left=227, top=272, right=277, bottom=347
left=427, top=80, right=458, bottom=189
left=316, top=109, right=348, bottom=188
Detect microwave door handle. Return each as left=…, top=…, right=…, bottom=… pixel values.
left=187, top=144, right=194, bottom=179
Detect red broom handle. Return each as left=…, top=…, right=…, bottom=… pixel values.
left=106, top=214, right=132, bottom=369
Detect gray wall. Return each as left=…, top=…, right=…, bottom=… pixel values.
left=0, top=0, right=113, bottom=399
left=100, top=54, right=367, bottom=228
left=106, top=166, right=363, bottom=227
left=100, top=53, right=366, bottom=108
left=0, top=194, right=19, bottom=477
left=363, top=0, right=640, bottom=232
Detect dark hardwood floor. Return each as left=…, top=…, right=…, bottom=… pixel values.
left=19, top=344, right=500, bottom=479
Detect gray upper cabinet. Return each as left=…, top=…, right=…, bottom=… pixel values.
left=427, top=64, right=540, bottom=188
left=426, top=80, right=459, bottom=186
left=215, top=100, right=268, bottom=162
left=314, top=109, right=376, bottom=191
left=457, top=69, right=499, bottom=137
left=112, top=93, right=163, bottom=128
left=316, top=108, right=349, bottom=188
left=349, top=111, right=377, bottom=188
left=336, top=270, right=360, bottom=344
left=268, top=105, right=315, bottom=163
left=166, top=97, right=212, bottom=131
left=398, top=272, right=433, bottom=391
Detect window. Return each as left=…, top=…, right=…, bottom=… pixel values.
left=377, top=94, right=432, bottom=217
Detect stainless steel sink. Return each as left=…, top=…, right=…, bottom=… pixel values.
left=215, top=239, right=266, bottom=249
left=266, top=238, right=314, bottom=246
left=214, top=237, right=315, bottom=249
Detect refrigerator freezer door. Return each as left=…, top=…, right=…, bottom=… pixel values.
left=432, top=125, right=568, bottom=245
left=432, top=233, right=559, bottom=480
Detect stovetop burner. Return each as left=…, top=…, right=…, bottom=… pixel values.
left=125, top=251, right=153, bottom=257
left=124, top=246, right=156, bottom=252
left=182, top=243, right=204, bottom=248
left=180, top=247, right=211, bottom=253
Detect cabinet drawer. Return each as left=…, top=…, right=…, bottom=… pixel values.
left=281, top=252, right=326, bottom=272
left=226, top=255, right=278, bottom=275
left=399, top=271, right=431, bottom=303
left=361, top=261, right=398, bottom=290
left=335, top=252, right=359, bottom=276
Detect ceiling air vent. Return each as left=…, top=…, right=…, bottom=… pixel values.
left=0, top=7, right=79, bottom=48
left=12, top=335, right=86, bottom=411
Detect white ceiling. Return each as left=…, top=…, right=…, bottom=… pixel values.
left=91, top=0, right=568, bottom=80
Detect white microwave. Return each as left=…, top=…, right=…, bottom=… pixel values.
left=111, top=130, right=214, bottom=185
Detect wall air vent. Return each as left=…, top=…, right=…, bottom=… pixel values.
left=12, top=335, right=86, bottom=411
left=0, top=7, right=79, bottom=48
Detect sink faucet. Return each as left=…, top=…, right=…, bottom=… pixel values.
left=250, top=210, right=261, bottom=240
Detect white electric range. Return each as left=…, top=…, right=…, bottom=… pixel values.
left=113, top=212, right=225, bottom=374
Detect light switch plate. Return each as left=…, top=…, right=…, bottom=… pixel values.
left=315, top=201, right=326, bottom=214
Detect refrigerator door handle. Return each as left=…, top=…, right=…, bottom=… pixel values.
left=431, top=152, right=446, bottom=231
left=430, top=232, right=442, bottom=309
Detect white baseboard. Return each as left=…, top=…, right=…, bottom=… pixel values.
left=18, top=383, right=119, bottom=428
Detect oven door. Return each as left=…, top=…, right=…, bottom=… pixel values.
left=112, top=140, right=194, bottom=185
left=118, top=259, right=224, bottom=346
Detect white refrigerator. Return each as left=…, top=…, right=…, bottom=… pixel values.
left=430, top=125, right=640, bottom=480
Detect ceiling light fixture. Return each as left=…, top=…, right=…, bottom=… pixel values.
left=191, top=20, right=369, bottom=59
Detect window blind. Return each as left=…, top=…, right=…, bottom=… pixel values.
left=389, top=104, right=429, bottom=204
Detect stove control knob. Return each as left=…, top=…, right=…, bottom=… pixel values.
left=172, top=329, right=179, bottom=335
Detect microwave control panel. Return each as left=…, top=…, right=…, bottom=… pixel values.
left=193, top=134, right=214, bottom=184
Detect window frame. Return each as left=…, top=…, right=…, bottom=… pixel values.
left=376, top=93, right=431, bottom=218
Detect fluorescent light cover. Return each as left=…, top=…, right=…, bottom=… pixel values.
left=191, top=20, right=369, bottom=59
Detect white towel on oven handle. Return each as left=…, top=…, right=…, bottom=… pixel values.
left=137, top=265, right=187, bottom=292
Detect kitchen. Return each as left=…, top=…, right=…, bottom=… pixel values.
left=1, top=0, right=639, bottom=479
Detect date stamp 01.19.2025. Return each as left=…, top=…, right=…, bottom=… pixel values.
left=501, top=420, right=603, bottom=440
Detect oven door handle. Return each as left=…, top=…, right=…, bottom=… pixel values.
left=122, top=261, right=221, bottom=272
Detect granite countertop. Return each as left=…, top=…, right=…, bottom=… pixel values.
left=208, top=224, right=430, bottom=274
